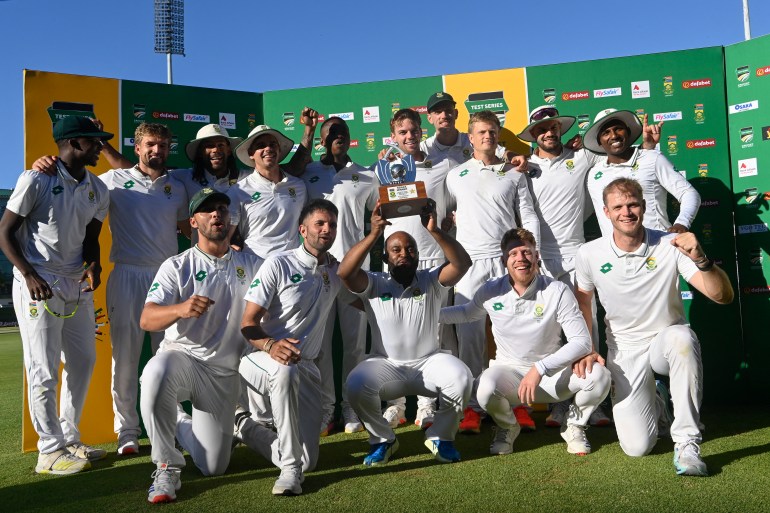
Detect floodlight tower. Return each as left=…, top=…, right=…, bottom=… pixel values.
left=154, top=0, right=185, bottom=84
left=743, top=0, right=751, bottom=40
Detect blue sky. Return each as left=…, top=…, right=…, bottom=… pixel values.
left=1, top=0, right=768, bottom=188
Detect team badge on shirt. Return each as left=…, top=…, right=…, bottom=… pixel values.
left=412, top=288, right=424, bottom=302
left=463, top=148, right=471, bottom=158
left=164, top=184, right=172, bottom=198
left=352, top=174, right=360, bottom=183
left=52, top=185, right=64, bottom=195
left=424, top=160, right=433, bottom=169
left=195, top=271, right=208, bottom=281
left=236, top=267, right=246, bottom=280
left=322, top=272, right=330, bottom=287
left=565, top=160, right=575, bottom=171
left=288, top=187, right=297, bottom=198
left=632, top=162, right=639, bottom=171
left=533, top=304, right=545, bottom=321
left=28, top=302, right=39, bottom=319
left=88, top=190, right=96, bottom=203
left=645, top=257, right=658, bottom=272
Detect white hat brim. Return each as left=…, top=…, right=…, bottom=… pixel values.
left=583, top=111, right=643, bottom=154
left=517, top=116, right=576, bottom=143
left=185, top=135, right=243, bottom=162
left=235, top=126, right=294, bottom=168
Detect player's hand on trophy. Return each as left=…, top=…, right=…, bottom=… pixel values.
left=300, top=107, right=319, bottom=128
left=420, top=198, right=438, bottom=231
left=32, top=155, right=59, bottom=176
left=370, top=201, right=391, bottom=235
left=378, top=148, right=399, bottom=161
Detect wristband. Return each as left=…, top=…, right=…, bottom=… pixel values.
left=695, top=257, right=715, bottom=272
left=263, top=338, right=276, bottom=353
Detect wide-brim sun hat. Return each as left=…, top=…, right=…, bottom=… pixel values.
left=185, top=124, right=243, bottom=162
left=234, top=125, right=294, bottom=167
left=517, top=105, right=576, bottom=143
left=583, top=109, right=643, bottom=154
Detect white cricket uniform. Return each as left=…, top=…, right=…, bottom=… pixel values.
left=440, top=274, right=610, bottom=429
left=140, top=247, right=262, bottom=474
left=100, top=167, right=189, bottom=440
left=346, top=268, right=472, bottom=443
left=586, top=148, right=700, bottom=237
left=227, top=170, right=307, bottom=259
left=303, top=160, right=379, bottom=416
left=169, top=167, right=251, bottom=245
left=238, top=246, right=340, bottom=473
left=9, top=163, right=109, bottom=454
left=445, top=158, right=540, bottom=378
left=576, top=229, right=703, bottom=455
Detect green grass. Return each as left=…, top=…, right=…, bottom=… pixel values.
left=1, top=332, right=769, bottom=512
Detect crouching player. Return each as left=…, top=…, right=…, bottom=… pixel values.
left=440, top=228, right=610, bottom=455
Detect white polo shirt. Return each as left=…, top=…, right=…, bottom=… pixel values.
left=575, top=229, right=699, bottom=350
left=440, top=274, right=591, bottom=375
left=7, top=163, right=109, bottom=279
left=227, top=170, right=307, bottom=259
left=303, top=160, right=379, bottom=263
left=586, top=148, right=700, bottom=237
left=354, top=266, right=448, bottom=362
left=527, top=148, right=599, bottom=260
left=420, top=132, right=507, bottom=175
left=146, top=246, right=263, bottom=376
left=170, top=167, right=251, bottom=198
left=99, top=167, right=188, bottom=267
left=244, top=246, right=340, bottom=360
left=445, top=158, right=540, bottom=258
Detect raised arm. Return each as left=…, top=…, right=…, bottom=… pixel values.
left=338, top=202, right=390, bottom=293
left=671, top=232, right=734, bottom=304
left=515, top=176, right=541, bottom=248
left=421, top=201, right=471, bottom=287
left=283, top=107, right=318, bottom=177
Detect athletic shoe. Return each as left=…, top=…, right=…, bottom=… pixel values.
left=342, top=404, right=364, bottom=434
left=320, top=412, right=335, bottom=437
left=117, top=436, right=139, bottom=456
left=673, top=440, right=708, bottom=477
left=489, top=424, right=521, bottom=455
left=35, top=448, right=91, bottom=475
left=424, top=439, right=461, bottom=463
left=66, top=442, right=107, bottom=462
left=363, top=439, right=399, bottom=466
left=656, top=380, right=674, bottom=438
left=588, top=405, right=613, bottom=427
left=545, top=400, right=569, bottom=428
left=382, top=405, right=406, bottom=429
left=272, top=466, right=304, bottom=496
left=147, top=462, right=181, bottom=503
left=561, top=424, right=591, bottom=455
left=513, top=405, right=536, bottom=432
left=459, top=407, right=482, bottom=434
left=414, top=403, right=436, bottom=430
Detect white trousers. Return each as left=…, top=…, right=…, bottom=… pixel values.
left=477, top=360, right=610, bottom=430
left=140, top=350, right=238, bottom=474
left=238, top=353, right=322, bottom=472
left=14, top=270, right=96, bottom=454
left=347, top=352, right=472, bottom=443
left=107, top=263, right=164, bottom=438
left=608, top=325, right=703, bottom=456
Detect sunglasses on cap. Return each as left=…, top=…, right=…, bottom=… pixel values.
left=530, top=107, right=560, bottom=123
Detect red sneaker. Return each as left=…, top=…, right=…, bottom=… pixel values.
left=513, top=405, right=536, bottom=432
left=459, top=407, right=482, bottom=434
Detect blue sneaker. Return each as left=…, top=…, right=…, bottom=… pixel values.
left=363, top=439, right=399, bottom=466
left=673, top=440, right=708, bottom=476
left=424, top=439, right=461, bottom=463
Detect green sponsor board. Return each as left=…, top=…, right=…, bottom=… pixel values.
left=725, top=34, right=770, bottom=391
left=120, top=81, right=262, bottom=168
left=262, top=76, right=443, bottom=166
left=526, top=47, right=741, bottom=401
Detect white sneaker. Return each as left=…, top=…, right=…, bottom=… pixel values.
left=147, top=463, right=181, bottom=503
left=415, top=403, right=436, bottom=430
left=342, top=404, right=364, bottom=433
left=588, top=405, right=613, bottom=427
left=272, top=466, right=303, bottom=496
left=489, top=424, right=521, bottom=455
left=382, top=405, right=406, bottom=429
left=35, top=448, right=91, bottom=475
left=674, top=440, right=708, bottom=476
left=545, top=400, right=569, bottom=428
left=561, top=424, right=591, bottom=455
left=117, top=435, right=139, bottom=456
left=66, top=442, right=107, bottom=462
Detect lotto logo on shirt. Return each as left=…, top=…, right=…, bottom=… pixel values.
left=250, top=278, right=261, bottom=288
left=52, top=185, right=64, bottom=195
left=600, top=263, right=613, bottom=274
left=379, top=292, right=393, bottom=301
left=561, top=91, right=589, bottom=101
left=195, top=271, right=208, bottom=281
left=290, top=273, right=302, bottom=283
left=492, top=302, right=504, bottom=311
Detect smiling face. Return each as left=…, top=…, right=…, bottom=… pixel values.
left=530, top=120, right=563, bottom=154
left=248, top=134, right=281, bottom=170
left=598, top=119, right=632, bottom=157
left=603, top=188, right=645, bottom=238
left=135, top=134, right=169, bottom=171
left=391, top=118, right=422, bottom=156
left=74, top=137, right=105, bottom=167
left=502, top=239, right=539, bottom=289
left=198, top=136, right=231, bottom=174
left=426, top=102, right=458, bottom=132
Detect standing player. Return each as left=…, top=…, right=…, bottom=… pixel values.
left=0, top=116, right=111, bottom=474
left=445, top=110, right=540, bottom=433
left=236, top=199, right=341, bottom=496
left=340, top=201, right=473, bottom=466
left=440, top=228, right=610, bottom=455
left=139, top=188, right=262, bottom=503
left=574, top=178, right=733, bottom=475
left=301, top=117, right=378, bottom=436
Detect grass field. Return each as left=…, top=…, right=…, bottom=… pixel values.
left=0, top=332, right=769, bottom=512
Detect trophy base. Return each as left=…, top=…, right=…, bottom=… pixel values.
left=378, top=182, right=429, bottom=219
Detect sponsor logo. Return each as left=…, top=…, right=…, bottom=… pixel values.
left=729, top=100, right=759, bottom=114
left=749, top=248, right=763, bottom=269
left=152, top=111, right=179, bottom=120
left=667, top=135, right=678, bottom=155
left=631, top=81, right=650, bottom=99
left=737, top=223, right=768, bottom=234
left=195, top=270, right=207, bottom=281
left=313, top=137, right=324, bottom=152
left=681, top=291, right=693, bottom=300
left=686, top=138, right=716, bottom=149
left=283, top=112, right=295, bottom=129
left=492, top=302, right=504, bottom=311
left=329, top=112, right=354, bottom=121
left=736, top=65, right=750, bottom=83
left=561, top=90, right=589, bottom=101
left=464, top=99, right=509, bottom=112
left=133, top=104, right=146, bottom=119
left=248, top=113, right=257, bottom=128
left=410, top=106, right=427, bottom=114
left=742, top=286, right=770, bottom=295
left=700, top=199, right=719, bottom=208
left=290, top=143, right=299, bottom=153
left=183, top=113, right=210, bottom=123
left=290, top=273, right=302, bottom=284
left=317, top=115, right=325, bottom=122
left=124, top=137, right=135, bottom=147
left=738, top=157, right=758, bottom=177
left=366, top=133, right=375, bottom=151
left=757, top=65, right=770, bottom=77
left=663, top=76, right=674, bottom=96
left=382, top=136, right=394, bottom=146
left=762, top=126, right=770, bottom=141
left=169, top=135, right=178, bottom=154
left=600, top=263, right=613, bottom=274
left=219, top=113, right=236, bottom=129
left=422, top=128, right=428, bottom=142
left=350, top=139, right=359, bottom=148
left=653, top=111, right=683, bottom=122
left=577, top=114, right=590, bottom=130
left=543, top=88, right=556, bottom=103
left=391, top=103, right=400, bottom=115
left=363, top=106, right=380, bottom=123
left=593, top=87, right=622, bottom=98
left=740, top=126, right=754, bottom=147
left=694, top=104, right=705, bottom=124
left=635, top=109, right=646, bottom=123
left=702, top=223, right=713, bottom=243
left=698, top=163, right=709, bottom=177
left=682, top=78, right=712, bottom=89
